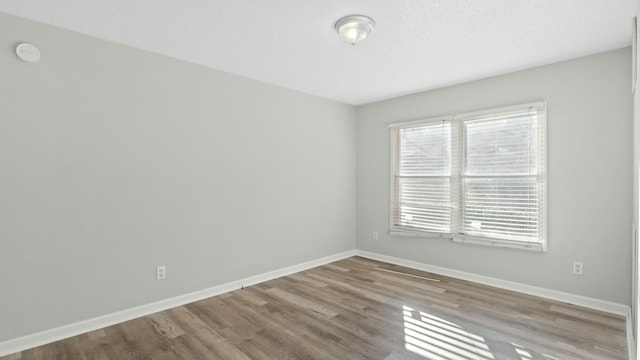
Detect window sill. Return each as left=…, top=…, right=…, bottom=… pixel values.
left=389, top=230, right=547, bottom=252
left=389, top=229, right=546, bottom=252
left=452, top=236, right=546, bottom=252
left=389, top=230, right=452, bottom=239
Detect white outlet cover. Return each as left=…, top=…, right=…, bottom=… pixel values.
left=156, top=266, right=166, bottom=280
left=16, top=43, right=41, bottom=64
left=572, top=261, right=583, bottom=275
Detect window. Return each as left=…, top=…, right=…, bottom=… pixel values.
left=390, top=102, right=546, bottom=251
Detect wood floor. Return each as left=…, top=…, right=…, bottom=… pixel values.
left=1, top=256, right=628, bottom=360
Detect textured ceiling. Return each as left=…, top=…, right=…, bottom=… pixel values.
left=0, top=0, right=636, bottom=105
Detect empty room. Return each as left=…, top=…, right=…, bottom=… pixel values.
left=1, top=1, right=639, bottom=359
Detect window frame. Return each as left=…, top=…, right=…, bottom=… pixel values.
left=389, top=102, right=547, bottom=251
left=389, top=119, right=457, bottom=237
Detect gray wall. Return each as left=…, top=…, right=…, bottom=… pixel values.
left=357, top=48, right=633, bottom=305
left=0, top=13, right=356, bottom=341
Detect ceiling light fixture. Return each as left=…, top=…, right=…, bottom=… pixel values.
left=335, top=15, right=375, bottom=46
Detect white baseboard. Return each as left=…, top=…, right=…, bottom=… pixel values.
left=355, top=250, right=630, bottom=316
left=627, top=307, right=636, bottom=360
left=0, top=250, right=357, bottom=357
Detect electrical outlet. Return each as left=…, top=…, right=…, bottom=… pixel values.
left=156, top=265, right=166, bottom=280
left=572, top=261, right=583, bottom=275
left=372, top=231, right=379, bottom=240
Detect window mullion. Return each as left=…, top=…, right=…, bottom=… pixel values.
left=451, top=116, right=462, bottom=236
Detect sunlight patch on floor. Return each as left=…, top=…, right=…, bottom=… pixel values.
left=512, top=343, right=563, bottom=360
left=402, top=305, right=567, bottom=360
left=403, top=305, right=494, bottom=360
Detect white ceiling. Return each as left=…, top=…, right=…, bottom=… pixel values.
left=0, top=0, right=636, bottom=105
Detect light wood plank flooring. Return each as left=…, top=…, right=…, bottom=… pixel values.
left=1, top=256, right=628, bottom=359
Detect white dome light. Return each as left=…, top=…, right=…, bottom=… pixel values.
left=335, top=15, right=375, bottom=46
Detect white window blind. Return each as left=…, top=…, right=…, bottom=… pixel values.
left=390, top=120, right=457, bottom=234
left=389, top=102, right=546, bottom=251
